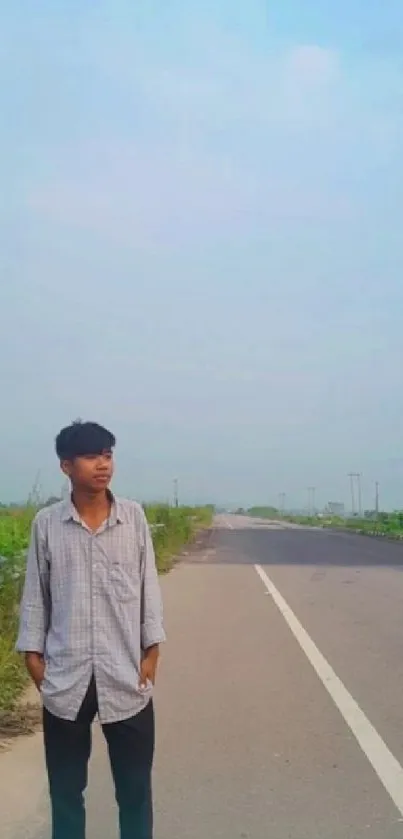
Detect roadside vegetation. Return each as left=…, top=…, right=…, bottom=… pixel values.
left=0, top=501, right=213, bottom=712
left=247, top=506, right=403, bottom=539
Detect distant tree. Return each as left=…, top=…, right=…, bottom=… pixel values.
left=248, top=506, right=279, bottom=518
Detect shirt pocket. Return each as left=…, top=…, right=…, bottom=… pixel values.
left=109, top=559, right=140, bottom=604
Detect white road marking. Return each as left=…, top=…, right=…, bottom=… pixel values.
left=254, top=563, right=403, bottom=818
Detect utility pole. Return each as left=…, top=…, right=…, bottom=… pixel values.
left=307, top=486, right=316, bottom=516
left=375, top=481, right=379, bottom=519
left=348, top=473, right=357, bottom=516
left=357, top=473, right=363, bottom=518
left=348, top=473, right=362, bottom=517
left=278, top=492, right=286, bottom=515
left=173, top=478, right=179, bottom=508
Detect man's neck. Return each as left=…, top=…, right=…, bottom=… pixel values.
left=71, top=489, right=111, bottom=519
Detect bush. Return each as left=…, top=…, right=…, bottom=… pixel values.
left=278, top=511, right=403, bottom=539
left=0, top=509, right=33, bottom=710
left=144, top=504, right=212, bottom=571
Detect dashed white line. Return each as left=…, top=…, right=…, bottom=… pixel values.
left=254, top=563, right=403, bottom=818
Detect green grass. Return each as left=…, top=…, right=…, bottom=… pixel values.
left=247, top=506, right=403, bottom=539
left=247, top=506, right=279, bottom=519
left=280, top=512, right=403, bottom=538
left=0, top=502, right=213, bottom=712
left=0, top=509, right=32, bottom=711
left=145, top=503, right=213, bottom=571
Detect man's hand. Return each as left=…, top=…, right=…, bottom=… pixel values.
left=25, top=652, right=45, bottom=691
left=139, top=645, right=159, bottom=689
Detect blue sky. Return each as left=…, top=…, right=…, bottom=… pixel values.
left=1, top=1, right=403, bottom=510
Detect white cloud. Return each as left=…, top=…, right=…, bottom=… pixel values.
left=21, top=20, right=403, bottom=250
left=285, top=45, right=340, bottom=87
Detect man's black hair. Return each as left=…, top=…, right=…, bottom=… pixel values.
left=55, top=421, right=116, bottom=461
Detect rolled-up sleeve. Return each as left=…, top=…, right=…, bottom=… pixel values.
left=16, top=515, right=50, bottom=653
left=140, top=512, right=166, bottom=650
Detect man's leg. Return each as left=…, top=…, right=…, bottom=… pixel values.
left=43, top=678, right=97, bottom=839
left=103, top=700, right=155, bottom=839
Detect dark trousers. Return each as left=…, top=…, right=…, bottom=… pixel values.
left=43, top=677, right=154, bottom=839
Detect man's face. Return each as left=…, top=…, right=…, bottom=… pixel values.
left=61, top=450, right=114, bottom=492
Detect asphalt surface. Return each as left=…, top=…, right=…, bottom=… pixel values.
left=4, top=515, right=403, bottom=838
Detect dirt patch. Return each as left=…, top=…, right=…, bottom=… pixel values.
left=0, top=703, right=42, bottom=743
left=0, top=683, right=42, bottom=748
left=191, top=528, right=214, bottom=552
left=180, top=527, right=215, bottom=562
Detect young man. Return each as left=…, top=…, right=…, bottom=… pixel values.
left=17, top=420, right=165, bottom=839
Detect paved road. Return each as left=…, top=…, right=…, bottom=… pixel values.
left=5, top=515, right=403, bottom=838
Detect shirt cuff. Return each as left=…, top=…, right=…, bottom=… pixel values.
left=141, top=624, right=166, bottom=650
left=15, top=630, right=45, bottom=654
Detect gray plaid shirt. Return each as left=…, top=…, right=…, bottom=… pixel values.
left=16, top=496, right=166, bottom=723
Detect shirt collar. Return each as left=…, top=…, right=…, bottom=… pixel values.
left=61, top=489, right=123, bottom=525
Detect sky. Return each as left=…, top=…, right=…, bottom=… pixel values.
left=1, top=1, right=403, bottom=511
